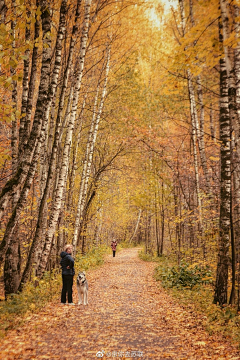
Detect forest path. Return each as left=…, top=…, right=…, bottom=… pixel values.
left=0, top=248, right=239, bottom=360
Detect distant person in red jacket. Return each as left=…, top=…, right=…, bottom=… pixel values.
left=111, top=240, right=117, bottom=257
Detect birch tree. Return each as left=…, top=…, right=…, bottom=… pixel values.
left=2, top=0, right=53, bottom=294
left=178, top=0, right=204, bottom=254
left=234, top=2, right=240, bottom=309
left=11, top=0, right=18, bottom=175
left=0, top=0, right=51, bottom=224
left=18, top=4, right=41, bottom=159
left=218, top=0, right=240, bottom=305
left=19, top=0, right=72, bottom=288
left=72, top=46, right=111, bottom=254
left=214, top=20, right=231, bottom=306
left=36, top=0, right=92, bottom=277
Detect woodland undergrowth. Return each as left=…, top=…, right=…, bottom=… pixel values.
left=0, top=245, right=109, bottom=338
left=139, top=250, right=240, bottom=346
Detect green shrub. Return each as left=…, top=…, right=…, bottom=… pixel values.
left=155, top=260, right=213, bottom=289
left=138, top=249, right=163, bottom=262
left=75, top=245, right=109, bottom=271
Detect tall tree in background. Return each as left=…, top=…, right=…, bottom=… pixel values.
left=3, top=0, right=53, bottom=295
left=214, top=18, right=231, bottom=306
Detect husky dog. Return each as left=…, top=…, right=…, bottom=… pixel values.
left=77, top=271, right=88, bottom=305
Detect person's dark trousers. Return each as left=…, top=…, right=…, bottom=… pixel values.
left=113, top=251, right=116, bottom=257
left=61, top=275, right=73, bottom=303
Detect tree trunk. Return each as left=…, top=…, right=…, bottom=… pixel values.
left=19, top=5, right=31, bottom=159
left=187, top=70, right=203, bottom=240
left=129, top=209, right=142, bottom=243
left=18, top=8, right=41, bottom=159
left=11, top=0, right=18, bottom=175
left=214, top=20, right=231, bottom=306
left=4, top=137, right=43, bottom=295
left=234, top=3, right=240, bottom=310
left=196, top=75, right=211, bottom=194
left=1, top=1, right=52, bottom=294
left=174, top=184, right=181, bottom=264
left=160, top=181, right=164, bottom=255
left=210, top=102, right=216, bottom=142
left=179, top=0, right=204, bottom=256
left=36, top=0, right=92, bottom=277
left=0, top=0, right=51, bottom=223
left=219, top=0, right=239, bottom=306
left=0, top=0, right=7, bottom=24
left=67, top=96, right=86, bottom=210
left=73, top=46, right=111, bottom=253
left=18, top=0, right=69, bottom=289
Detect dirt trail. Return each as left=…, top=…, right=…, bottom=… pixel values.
left=0, top=248, right=239, bottom=359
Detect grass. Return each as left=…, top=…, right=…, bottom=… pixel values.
left=169, top=286, right=240, bottom=344
left=75, top=244, right=110, bottom=271
left=139, top=250, right=240, bottom=346
left=0, top=245, right=109, bottom=337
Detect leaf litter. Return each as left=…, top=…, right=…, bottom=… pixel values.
left=0, top=248, right=239, bottom=359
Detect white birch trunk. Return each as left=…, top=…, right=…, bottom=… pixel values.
left=234, top=5, right=240, bottom=266
left=19, top=6, right=31, bottom=158
left=0, top=0, right=52, bottom=263
left=19, top=0, right=74, bottom=287
left=11, top=0, right=18, bottom=175
left=187, top=71, right=202, bottom=222
left=214, top=20, right=231, bottom=305
left=219, top=0, right=239, bottom=304
left=18, top=7, right=41, bottom=159
left=72, top=47, right=111, bottom=253
left=36, top=0, right=92, bottom=277
left=220, top=0, right=239, bottom=139
left=0, top=0, right=50, bottom=222
left=210, top=103, right=216, bottom=142
left=236, top=4, right=240, bottom=124
left=129, top=209, right=142, bottom=243
left=67, top=96, right=86, bottom=209
left=179, top=0, right=204, bottom=246
left=39, top=0, right=68, bottom=197
left=196, top=75, right=211, bottom=194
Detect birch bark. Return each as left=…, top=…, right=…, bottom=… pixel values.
left=39, top=0, right=68, bottom=197
left=187, top=71, right=202, bottom=222
left=210, top=103, right=216, bottom=142
left=3, top=138, right=43, bottom=295
left=196, top=75, right=211, bottom=193
left=18, top=9, right=41, bottom=158
left=219, top=0, right=239, bottom=304
left=67, top=96, right=86, bottom=210
left=129, top=209, right=142, bottom=244
left=11, top=0, right=18, bottom=175
left=36, top=0, right=92, bottom=277
left=234, top=3, right=240, bottom=308
left=178, top=0, right=204, bottom=254
left=0, top=0, right=52, bottom=264
left=72, top=46, right=111, bottom=253
left=189, top=0, right=211, bottom=193
left=214, top=21, right=231, bottom=306
left=19, top=6, right=31, bottom=158
left=18, top=0, right=71, bottom=288
left=0, top=0, right=50, bottom=222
